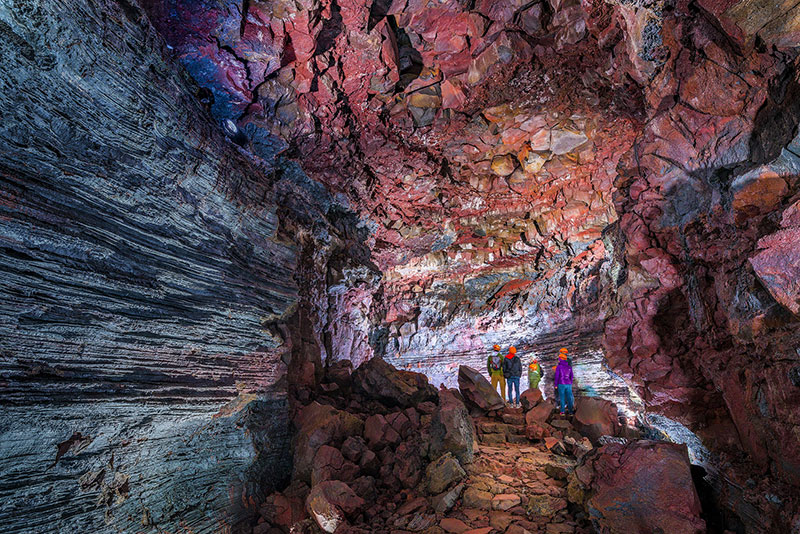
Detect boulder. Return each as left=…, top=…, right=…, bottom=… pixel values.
left=491, top=154, right=516, bottom=176
left=750, top=228, right=800, bottom=315
left=569, top=440, right=705, bottom=533
left=259, top=492, right=306, bottom=530
left=526, top=494, right=567, bottom=518
left=393, top=441, right=423, bottom=488
left=426, top=452, right=467, bottom=494
left=492, top=493, right=521, bottom=510
left=440, top=517, right=471, bottom=533
left=364, top=413, right=402, bottom=449
left=520, top=388, right=543, bottom=411
left=430, top=389, right=476, bottom=464
left=350, top=473, right=376, bottom=495
left=323, top=359, right=354, bottom=394
left=340, top=436, right=368, bottom=463
left=525, top=402, right=553, bottom=426
left=462, top=486, right=493, bottom=510
left=352, top=357, right=438, bottom=408
left=433, top=482, right=465, bottom=513
left=311, top=445, right=360, bottom=485
left=293, top=402, right=364, bottom=483
left=306, top=481, right=365, bottom=533
left=572, top=397, right=622, bottom=444
left=458, top=366, right=505, bottom=413
left=386, top=410, right=414, bottom=438
left=525, top=421, right=549, bottom=441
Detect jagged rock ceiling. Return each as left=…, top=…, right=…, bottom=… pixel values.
left=141, top=0, right=800, bottom=522
left=2, top=0, right=800, bottom=532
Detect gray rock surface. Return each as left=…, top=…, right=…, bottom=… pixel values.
left=0, top=1, right=297, bottom=532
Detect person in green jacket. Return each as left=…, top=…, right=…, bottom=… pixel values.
left=528, top=357, right=543, bottom=389
left=487, top=344, right=506, bottom=401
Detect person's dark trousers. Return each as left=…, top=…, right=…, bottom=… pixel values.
left=558, top=384, right=574, bottom=414
left=507, top=376, right=520, bottom=404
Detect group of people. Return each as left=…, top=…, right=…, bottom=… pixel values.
left=486, top=344, right=575, bottom=415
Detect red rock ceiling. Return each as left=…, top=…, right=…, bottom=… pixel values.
left=142, top=0, right=800, bottom=521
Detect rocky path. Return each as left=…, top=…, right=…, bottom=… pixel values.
left=255, top=359, right=707, bottom=534
left=441, top=411, right=591, bottom=534
left=341, top=406, right=593, bottom=534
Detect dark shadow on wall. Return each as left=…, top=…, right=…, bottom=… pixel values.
left=750, top=62, right=800, bottom=166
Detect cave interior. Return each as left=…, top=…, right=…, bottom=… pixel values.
left=1, top=0, right=800, bottom=533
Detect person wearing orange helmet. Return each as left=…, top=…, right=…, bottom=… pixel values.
left=553, top=348, right=574, bottom=415
left=487, top=344, right=506, bottom=401
left=503, top=346, right=523, bottom=408
left=528, top=356, right=543, bottom=390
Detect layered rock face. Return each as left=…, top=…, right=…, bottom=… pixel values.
left=0, top=0, right=370, bottom=532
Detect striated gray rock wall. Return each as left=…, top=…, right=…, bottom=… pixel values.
left=0, top=0, right=297, bottom=532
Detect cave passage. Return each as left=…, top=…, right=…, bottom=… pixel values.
left=1, top=0, right=800, bottom=533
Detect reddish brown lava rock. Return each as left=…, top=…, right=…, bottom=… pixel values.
left=458, top=365, right=505, bottom=414
left=570, top=441, right=705, bottom=534
left=293, top=402, right=364, bottom=484
left=750, top=228, right=800, bottom=315
left=571, top=397, right=622, bottom=444
left=306, top=480, right=365, bottom=533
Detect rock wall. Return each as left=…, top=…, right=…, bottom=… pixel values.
left=0, top=0, right=300, bottom=531
left=600, top=4, right=800, bottom=529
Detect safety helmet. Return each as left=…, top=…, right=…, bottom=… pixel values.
left=509, top=347, right=517, bottom=354
left=493, top=344, right=501, bottom=351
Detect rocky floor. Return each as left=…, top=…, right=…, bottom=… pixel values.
left=254, top=359, right=707, bottom=534
left=422, top=411, right=592, bottom=534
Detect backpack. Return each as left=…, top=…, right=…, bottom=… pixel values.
left=490, top=354, right=502, bottom=371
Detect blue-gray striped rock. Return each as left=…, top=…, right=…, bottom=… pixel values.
left=0, top=0, right=300, bottom=532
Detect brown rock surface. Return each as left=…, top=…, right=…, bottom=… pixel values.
left=352, top=357, right=438, bottom=408
left=430, top=389, right=476, bottom=464
left=569, top=441, right=705, bottom=534
left=306, top=481, right=365, bottom=533
left=458, top=366, right=506, bottom=413
left=572, top=398, right=622, bottom=444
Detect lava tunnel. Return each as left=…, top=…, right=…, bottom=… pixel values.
left=1, top=0, right=799, bottom=533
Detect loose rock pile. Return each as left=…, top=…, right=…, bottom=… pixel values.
left=254, top=362, right=706, bottom=534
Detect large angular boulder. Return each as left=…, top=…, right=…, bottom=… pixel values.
left=572, top=397, right=622, bottom=444
left=364, top=413, right=402, bottom=449
left=430, top=389, right=476, bottom=464
left=520, top=388, right=543, bottom=411
left=425, top=452, right=467, bottom=495
left=293, top=402, right=364, bottom=483
left=750, top=227, right=800, bottom=315
left=306, top=481, right=365, bottom=533
left=311, top=445, right=360, bottom=485
left=352, top=357, right=438, bottom=408
left=458, top=365, right=505, bottom=413
left=393, top=441, right=424, bottom=489
left=567, top=440, right=705, bottom=533
left=525, top=401, right=553, bottom=426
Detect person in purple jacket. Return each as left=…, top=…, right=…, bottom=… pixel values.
left=553, top=348, right=574, bottom=415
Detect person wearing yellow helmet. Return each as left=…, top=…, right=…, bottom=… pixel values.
left=487, top=344, right=506, bottom=401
